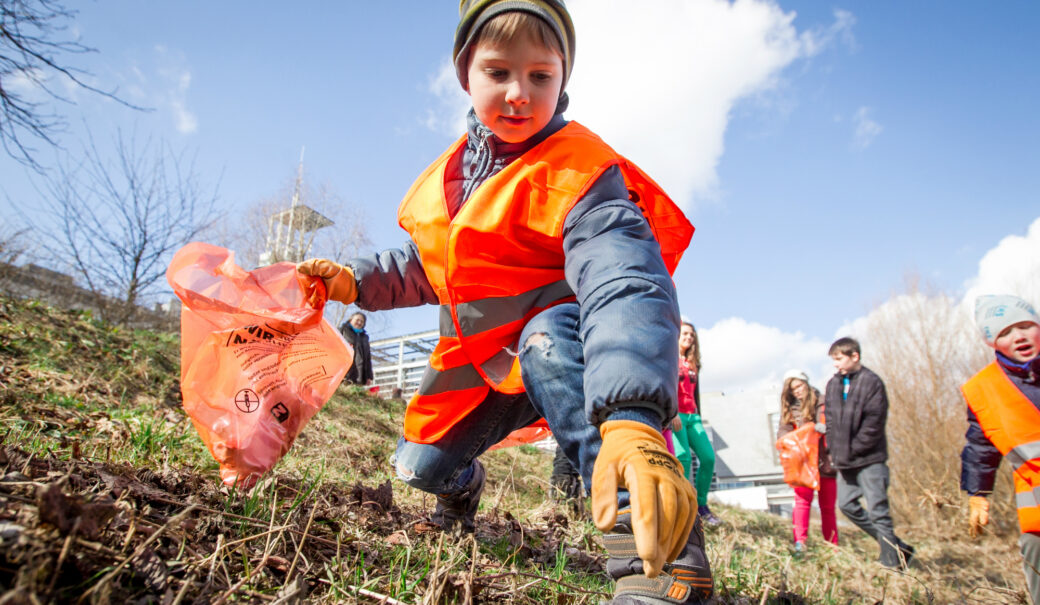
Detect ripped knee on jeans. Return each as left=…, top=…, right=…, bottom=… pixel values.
left=522, top=332, right=552, bottom=355
left=395, top=458, right=417, bottom=483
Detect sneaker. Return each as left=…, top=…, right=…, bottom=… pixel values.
left=697, top=505, right=721, bottom=527
left=430, top=459, right=485, bottom=533
left=793, top=541, right=805, bottom=553
left=602, top=512, right=713, bottom=603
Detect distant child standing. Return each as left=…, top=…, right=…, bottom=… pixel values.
left=777, top=370, right=838, bottom=550
left=826, top=337, right=914, bottom=569
left=960, top=295, right=1040, bottom=604
left=671, top=320, right=720, bottom=525
left=297, top=2, right=713, bottom=602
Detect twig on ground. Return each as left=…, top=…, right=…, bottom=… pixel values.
left=78, top=503, right=198, bottom=603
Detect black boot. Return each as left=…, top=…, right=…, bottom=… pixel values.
left=550, top=447, right=585, bottom=514
left=431, top=459, right=485, bottom=533
left=878, top=535, right=913, bottom=570
left=602, top=512, right=713, bottom=604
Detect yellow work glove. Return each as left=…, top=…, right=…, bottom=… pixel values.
left=296, top=259, right=357, bottom=307
left=592, top=420, right=696, bottom=578
left=969, top=495, right=989, bottom=538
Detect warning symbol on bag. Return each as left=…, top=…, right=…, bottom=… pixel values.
left=271, top=402, right=290, bottom=423
left=235, top=389, right=260, bottom=413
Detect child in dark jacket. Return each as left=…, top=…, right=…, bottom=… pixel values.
left=825, top=337, right=913, bottom=569
left=960, top=295, right=1040, bottom=604
left=297, top=2, right=711, bottom=602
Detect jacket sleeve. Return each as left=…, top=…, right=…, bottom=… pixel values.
left=850, top=375, right=888, bottom=457
left=960, top=406, right=1002, bottom=495
left=347, top=240, right=438, bottom=311
left=562, top=164, right=681, bottom=428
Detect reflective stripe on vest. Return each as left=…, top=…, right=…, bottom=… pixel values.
left=1008, top=440, right=1040, bottom=473
left=397, top=121, right=693, bottom=444
left=438, top=279, right=574, bottom=339
left=962, top=361, right=1040, bottom=533
left=1017, top=486, right=1040, bottom=509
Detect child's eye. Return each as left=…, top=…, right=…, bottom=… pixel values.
left=532, top=72, right=553, bottom=83
left=485, top=68, right=507, bottom=79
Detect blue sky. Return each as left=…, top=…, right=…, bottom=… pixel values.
left=2, top=1, right=1038, bottom=393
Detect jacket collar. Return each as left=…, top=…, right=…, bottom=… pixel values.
left=996, top=351, right=1040, bottom=382
left=465, top=108, right=568, bottom=162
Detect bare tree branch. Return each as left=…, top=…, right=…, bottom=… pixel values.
left=32, top=128, right=221, bottom=324
left=0, top=0, right=146, bottom=171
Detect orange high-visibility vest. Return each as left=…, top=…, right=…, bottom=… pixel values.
left=961, top=361, right=1040, bottom=533
left=397, top=121, right=693, bottom=444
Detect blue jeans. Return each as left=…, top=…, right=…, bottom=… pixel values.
left=394, top=303, right=613, bottom=502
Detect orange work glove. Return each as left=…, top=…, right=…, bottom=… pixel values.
left=592, top=420, right=696, bottom=578
left=296, top=259, right=357, bottom=307
left=969, top=495, right=989, bottom=538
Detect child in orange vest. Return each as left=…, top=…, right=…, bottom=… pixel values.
left=297, top=2, right=711, bottom=602
left=961, top=294, right=1040, bottom=604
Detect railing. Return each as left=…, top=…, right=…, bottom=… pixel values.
left=369, top=330, right=439, bottom=398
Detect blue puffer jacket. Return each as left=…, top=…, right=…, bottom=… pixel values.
left=346, top=108, right=680, bottom=429
left=960, top=352, right=1040, bottom=495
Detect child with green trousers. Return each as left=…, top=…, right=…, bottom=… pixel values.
left=671, top=320, right=720, bottom=525
left=297, top=2, right=713, bottom=602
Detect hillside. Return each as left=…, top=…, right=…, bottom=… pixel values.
left=0, top=296, right=1028, bottom=603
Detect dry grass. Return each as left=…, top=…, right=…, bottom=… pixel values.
left=0, top=294, right=1032, bottom=603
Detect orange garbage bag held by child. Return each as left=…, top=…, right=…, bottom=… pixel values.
left=776, top=423, right=820, bottom=490
left=166, top=242, right=351, bottom=488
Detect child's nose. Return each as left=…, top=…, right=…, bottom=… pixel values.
left=505, top=79, right=528, bottom=104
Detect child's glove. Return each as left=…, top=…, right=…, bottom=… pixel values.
left=297, top=259, right=357, bottom=306
left=968, top=495, right=989, bottom=538
left=592, top=419, right=695, bottom=578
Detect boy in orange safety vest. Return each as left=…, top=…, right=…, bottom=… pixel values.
left=961, top=294, right=1040, bottom=604
left=297, top=2, right=712, bottom=602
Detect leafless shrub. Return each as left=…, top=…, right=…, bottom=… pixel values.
left=29, top=129, right=219, bottom=325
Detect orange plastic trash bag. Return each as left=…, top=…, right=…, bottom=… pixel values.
left=776, top=423, right=820, bottom=490
left=488, top=418, right=552, bottom=452
left=166, top=242, right=351, bottom=488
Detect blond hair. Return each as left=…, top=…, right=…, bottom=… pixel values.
left=476, top=11, right=563, bottom=57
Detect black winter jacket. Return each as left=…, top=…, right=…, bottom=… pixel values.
left=824, top=366, right=888, bottom=470
left=339, top=325, right=373, bottom=385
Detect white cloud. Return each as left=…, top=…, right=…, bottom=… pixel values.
left=698, top=317, right=830, bottom=395
left=962, top=216, right=1040, bottom=312
left=422, top=60, right=469, bottom=137
left=425, top=0, right=853, bottom=211
left=852, top=106, right=881, bottom=149
left=169, top=71, right=197, bottom=134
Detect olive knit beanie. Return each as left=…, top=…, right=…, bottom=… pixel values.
left=974, top=294, right=1040, bottom=346
left=453, top=0, right=575, bottom=94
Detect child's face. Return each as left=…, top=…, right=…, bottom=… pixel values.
left=994, top=321, right=1040, bottom=363
left=831, top=351, right=861, bottom=375
left=678, top=324, right=696, bottom=352
left=791, top=379, right=809, bottom=402
left=466, top=30, right=563, bottom=143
